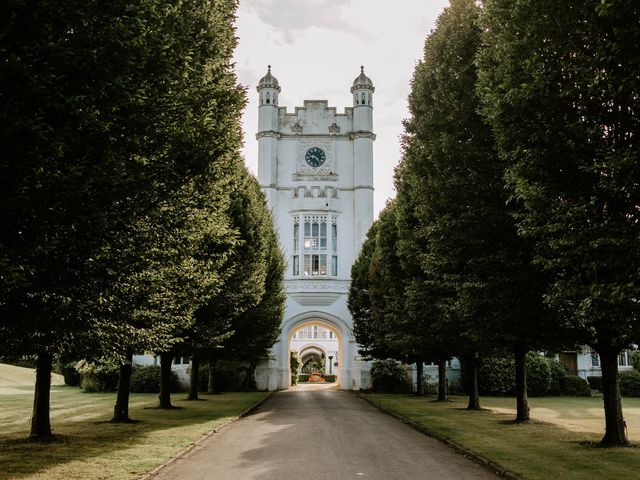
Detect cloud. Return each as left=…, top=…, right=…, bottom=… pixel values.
left=241, top=0, right=366, bottom=44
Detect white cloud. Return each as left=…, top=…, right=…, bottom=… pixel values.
left=241, top=0, right=366, bottom=44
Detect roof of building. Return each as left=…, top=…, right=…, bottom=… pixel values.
left=351, top=66, right=374, bottom=91
left=257, top=65, right=281, bottom=91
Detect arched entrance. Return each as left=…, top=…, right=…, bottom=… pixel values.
left=288, top=318, right=342, bottom=387
left=255, top=311, right=364, bottom=391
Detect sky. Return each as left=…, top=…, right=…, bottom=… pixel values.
left=233, top=0, right=450, bottom=217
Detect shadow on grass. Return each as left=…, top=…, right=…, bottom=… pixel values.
left=0, top=385, right=267, bottom=479
left=454, top=407, right=491, bottom=412
left=574, top=440, right=639, bottom=449
left=498, top=418, right=552, bottom=426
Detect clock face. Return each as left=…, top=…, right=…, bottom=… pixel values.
left=305, top=147, right=326, bottom=168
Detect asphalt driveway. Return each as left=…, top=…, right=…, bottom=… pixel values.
left=153, top=387, right=499, bottom=480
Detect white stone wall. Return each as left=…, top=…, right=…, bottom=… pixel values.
left=256, top=69, right=375, bottom=390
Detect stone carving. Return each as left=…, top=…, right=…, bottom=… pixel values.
left=329, top=122, right=340, bottom=135
left=286, top=279, right=350, bottom=293
left=256, top=131, right=281, bottom=140
left=291, top=122, right=303, bottom=134
left=349, top=132, right=376, bottom=140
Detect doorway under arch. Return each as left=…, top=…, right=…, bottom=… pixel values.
left=288, top=318, right=342, bottom=387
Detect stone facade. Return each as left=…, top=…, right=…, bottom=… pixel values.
left=254, top=66, right=375, bottom=390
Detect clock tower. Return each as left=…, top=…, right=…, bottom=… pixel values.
left=255, top=66, right=375, bottom=390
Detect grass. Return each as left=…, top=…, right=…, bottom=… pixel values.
left=362, top=394, right=640, bottom=480
left=0, top=365, right=269, bottom=480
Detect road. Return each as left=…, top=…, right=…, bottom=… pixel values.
left=154, top=385, right=499, bottom=480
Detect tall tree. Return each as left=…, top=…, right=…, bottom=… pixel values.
left=224, top=209, right=286, bottom=389
left=395, top=163, right=455, bottom=400
left=191, top=167, right=272, bottom=395
left=399, top=0, right=556, bottom=416
left=478, top=0, right=640, bottom=444
left=349, top=222, right=391, bottom=361
left=188, top=171, right=285, bottom=397
left=0, top=0, right=245, bottom=435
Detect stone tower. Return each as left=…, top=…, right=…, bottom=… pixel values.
left=255, top=66, right=375, bottom=390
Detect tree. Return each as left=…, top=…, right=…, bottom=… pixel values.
left=395, top=163, right=455, bottom=400
left=206, top=177, right=286, bottom=392
left=349, top=222, right=387, bottom=360
left=0, top=0, right=246, bottom=434
left=189, top=167, right=274, bottom=396
left=97, top=0, right=246, bottom=415
left=227, top=212, right=285, bottom=389
left=290, top=349, right=301, bottom=385
left=369, top=201, right=432, bottom=395
left=478, top=0, right=640, bottom=445
left=351, top=201, right=437, bottom=396
left=398, top=0, right=558, bottom=417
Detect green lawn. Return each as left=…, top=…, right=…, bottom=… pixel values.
left=0, top=368, right=268, bottom=480
left=362, top=394, right=640, bottom=480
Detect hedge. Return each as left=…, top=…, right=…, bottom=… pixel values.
left=548, top=359, right=569, bottom=396
left=561, top=375, right=590, bottom=396
left=130, top=365, right=181, bottom=393
left=477, top=353, right=552, bottom=397
left=619, top=370, right=640, bottom=397
left=75, top=359, right=119, bottom=392
left=370, top=359, right=411, bottom=394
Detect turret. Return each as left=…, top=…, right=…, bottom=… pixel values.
left=350, top=66, right=375, bottom=248
left=256, top=65, right=281, bottom=208
left=257, top=65, right=280, bottom=132
left=351, top=66, right=374, bottom=132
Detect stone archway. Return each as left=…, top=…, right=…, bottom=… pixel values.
left=255, top=311, right=363, bottom=391
left=288, top=318, right=342, bottom=387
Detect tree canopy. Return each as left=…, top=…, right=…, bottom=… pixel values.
left=477, top=0, right=640, bottom=445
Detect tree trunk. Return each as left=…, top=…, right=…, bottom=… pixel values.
left=187, top=355, right=199, bottom=401
left=466, top=352, right=481, bottom=410
left=437, top=360, right=448, bottom=402
left=112, top=352, right=133, bottom=422
left=30, top=351, right=53, bottom=438
left=158, top=352, right=174, bottom=409
left=600, top=348, right=628, bottom=446
left=416, top=361, right=424, bottom=396
left=514, top=343, right=530, bottom=422
left=207, top=361, right=216, bottom=394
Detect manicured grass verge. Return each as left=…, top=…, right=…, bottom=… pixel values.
left=0, top=384, right=269, bottom=480
left=361, top=394, right=640, bottom=480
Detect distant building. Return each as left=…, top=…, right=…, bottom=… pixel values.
left=559, top=346, right=637, bottom=380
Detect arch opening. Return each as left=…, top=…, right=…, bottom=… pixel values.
left=288, top=318, right=342, bottom=388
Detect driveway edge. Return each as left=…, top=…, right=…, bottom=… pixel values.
left=140, top=391, right=274, bottom=480
left=357, top=393, right=522, bottom=480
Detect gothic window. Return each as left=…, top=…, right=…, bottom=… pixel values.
left=292, top=255, right=299, bottom=276
left=292, top=219, right=299, bottom=275
left=292, top=215, right=338, bottom=277
left=591, top=351, right=600, bottom=367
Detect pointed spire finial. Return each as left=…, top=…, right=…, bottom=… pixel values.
left=268, top=64, right=271, bottom=73
left=361, top=65, right=364, bottom=73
